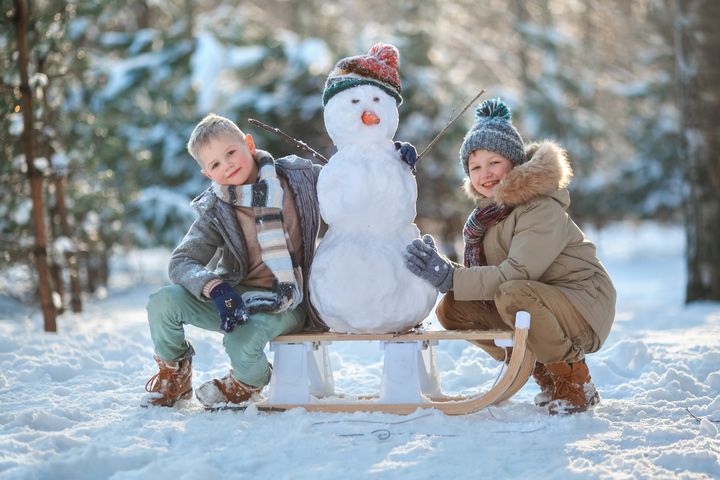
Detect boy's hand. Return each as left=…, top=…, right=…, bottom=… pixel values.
left=394, top=141, right=417, bottom=174
left=404, top=234, right=454, bottom=293
left=209, top=282, right=249, bottom=333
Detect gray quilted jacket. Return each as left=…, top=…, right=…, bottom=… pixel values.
left=168, top=152, right=327, bottom=330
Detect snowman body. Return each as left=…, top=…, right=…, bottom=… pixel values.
left=310, top=85, right=436, bottom=333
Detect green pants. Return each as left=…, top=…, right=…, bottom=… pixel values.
left=146, top=284, right=306, bottom=387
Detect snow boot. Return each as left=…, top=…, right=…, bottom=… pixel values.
left=545, top=359, right=599, bottom=415
left=532, top=362, right=555, bottom=407
left=195, top=371, right=263, bottom=407
left=141, top=355, right=193, bottom=407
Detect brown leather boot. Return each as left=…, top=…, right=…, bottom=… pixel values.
left=195, top=371, right=263, bottom=408
left=141, top=355, right=193, bottom=407
left=545, top=359, right=599, bottom=415
left=532, top=363, right=554, bottom=407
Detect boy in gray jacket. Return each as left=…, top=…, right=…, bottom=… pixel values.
left=142, top=113, right=326, bottom=408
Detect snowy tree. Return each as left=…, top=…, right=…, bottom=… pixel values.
left=8, top=0, right=57, bottom=330
left=79, top=1, right=202, bottom=247
left=0, top=0, right=696, bottom=302
left=509, top=1, right=620, bottom=225
left=674, top=0, right=720, bottom=301
left=83, top=1, right=342, bottom=246
left=609, top=1, right=682, bottom=222
left=2, top=0, right=135, bottom=313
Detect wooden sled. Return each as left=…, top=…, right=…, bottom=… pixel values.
left=247, top=311, right=535, bottom=415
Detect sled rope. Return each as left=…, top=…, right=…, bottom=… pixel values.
left=336, top=430, right=460, bottom=441
left=311, top=412, right=435, bottom=427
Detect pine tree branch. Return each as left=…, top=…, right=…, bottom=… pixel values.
left=416, top=89, right=485, bottom=161
left=248, top=118, right=329, bottom=164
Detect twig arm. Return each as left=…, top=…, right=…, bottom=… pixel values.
left=416, top=89, right=485, bottom=161
left=248, top=118, right=329, bottom=164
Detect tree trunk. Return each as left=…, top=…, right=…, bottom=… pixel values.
left=675, top=0, right=720, bottom=301
left=13, top=0, right=57, bottom=331
left=83, top=250, right=99, bottom=294
left=49, top=260, right=65, bottom=315
left=37, top=49, right=84, bottom=314
left=55, top=176, right=83, bottom=312
left=98, top=246, right=110, bottom=287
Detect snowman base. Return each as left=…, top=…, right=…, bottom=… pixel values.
left=245, top=312, right=535, bottom=415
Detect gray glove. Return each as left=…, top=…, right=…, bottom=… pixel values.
left=404, top=234, right=454, bottom=293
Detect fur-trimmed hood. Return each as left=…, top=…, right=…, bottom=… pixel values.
left=463, top=140, right=573, bottom=207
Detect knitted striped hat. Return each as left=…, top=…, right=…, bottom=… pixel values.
left=322, top=43, right=403, bottom=106
left=459, top=98, right=525, bottom=174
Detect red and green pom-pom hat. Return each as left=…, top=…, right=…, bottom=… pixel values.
left=322, top=43, right=403, bottom=106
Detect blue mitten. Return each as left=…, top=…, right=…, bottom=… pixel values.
left=209, top=282, right=249, bottom=333
left=404, top=234, right=454, bottom=293
left=394, top=141, right=418, bottom=174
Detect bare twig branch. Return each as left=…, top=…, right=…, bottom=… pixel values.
left=248, top=118, right=329, bottom=164
left=416, top=89, right=485, bottom=161
left=686, top=407, right=720, bottom=423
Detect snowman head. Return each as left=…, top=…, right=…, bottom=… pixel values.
left=324, top=84, right=399, bottom=148
left=322, top=43, right=403, bottom=148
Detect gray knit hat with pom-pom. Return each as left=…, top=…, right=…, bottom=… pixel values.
left=459, top=98, right=525, bottom=174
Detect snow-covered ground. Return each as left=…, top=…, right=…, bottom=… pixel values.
left=1, top=222, right=718, bottom=479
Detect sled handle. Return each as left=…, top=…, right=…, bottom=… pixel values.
left=515, top=311, right=531, bottom=329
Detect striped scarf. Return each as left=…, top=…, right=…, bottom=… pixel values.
left=463, top=203, right=513, bottom=267
left=463, top=203, right=513, bottom=310
left=212, top=154, right=302, bottom=313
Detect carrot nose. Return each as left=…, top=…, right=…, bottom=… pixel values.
left=361, top=111, right=380, bottom=125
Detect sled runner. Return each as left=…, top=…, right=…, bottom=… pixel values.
left=241, top=311, right=535, bottom=415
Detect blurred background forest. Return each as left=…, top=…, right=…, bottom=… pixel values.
left=2, top=0, right=718, bottom=330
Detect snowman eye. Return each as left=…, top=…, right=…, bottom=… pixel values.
left=351, top=99, right=359, bottom=104
left=373, top=97, right=380, bottom=102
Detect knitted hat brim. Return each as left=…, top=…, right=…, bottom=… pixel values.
left=322, top=77, right=403, bottom=106
left=460, top=127, right=526, bottom=174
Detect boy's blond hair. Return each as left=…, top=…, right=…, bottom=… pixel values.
left=187, top=113, right=246, bottom=165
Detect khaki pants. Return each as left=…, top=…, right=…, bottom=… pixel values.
left=436, top=280, right=599, bottom=364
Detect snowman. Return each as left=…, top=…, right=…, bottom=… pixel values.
left=309, top=43, right=437, bottom=333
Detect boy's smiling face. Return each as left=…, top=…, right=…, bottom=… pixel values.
left=468, top=149, right=514, bottom=198
left=198, top=133, right=258, bottom=186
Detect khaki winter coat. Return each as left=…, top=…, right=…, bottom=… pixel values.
left=452, top=141, right=616, bottom=345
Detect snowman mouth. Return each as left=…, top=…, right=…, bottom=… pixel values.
left=361, top=111, right=381, bottom=125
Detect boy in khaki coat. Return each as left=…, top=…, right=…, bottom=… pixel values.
left=405, top=98, right=616, bottom=415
